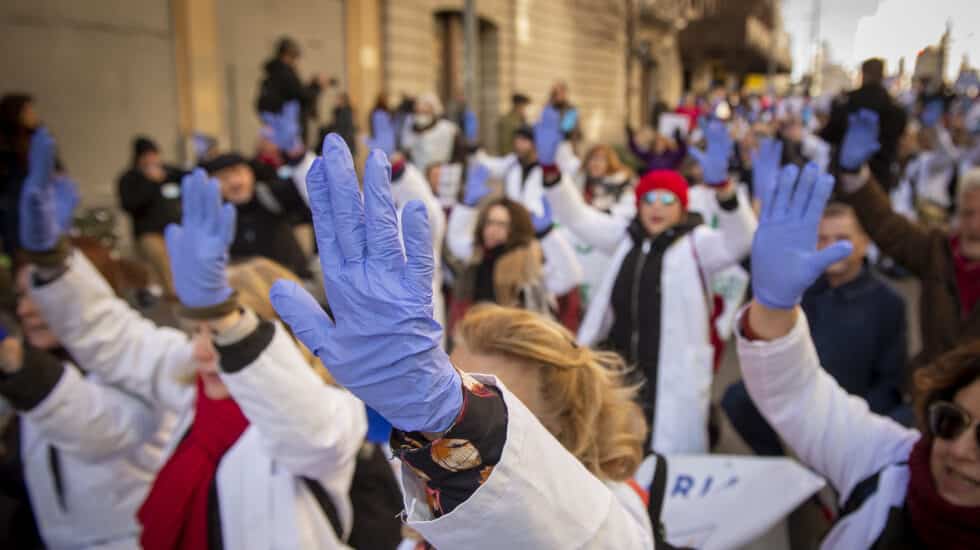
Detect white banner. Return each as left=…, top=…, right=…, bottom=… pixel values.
left=634, top=454, right=825, bottom=550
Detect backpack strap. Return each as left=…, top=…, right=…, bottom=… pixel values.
left=301, top=477, right=344, bottom=540
left=646, top=453, right=670, bottom=545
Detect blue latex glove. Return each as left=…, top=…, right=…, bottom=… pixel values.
left=751, top=138, right=783, bottom=200
left=752, top=162, right=853, bottom=309
left=367, top=110, right=396, bottom=156
left=53, top=175, right=80, bottom=235
left=18, top=128, right=65, bottom=251
left=463, top=162, right=491, bottom=207
left=920, top=99, right=944, bottom=128
left=839, top=108, right=881, bottom=171
left=260, top=100, right=303, bottom=154
left=365, top=405, right=393, bottom=444
left=560, top=108, right=578, bottom=134
left=270, top=134, right=462, bottom=433
left=164, top=169, right=237, bottom=309
left=463, top=109, right=479, bottom=142
left=688, top=119, right=733, bottom=185
left=531, top=198, right=554, bottom=234
left=534, top=106, right=563, bottom=166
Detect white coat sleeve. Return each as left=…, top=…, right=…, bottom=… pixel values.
left=736, top=309, right=920, bottom=504
left=446, top=205, right=478, bottom=261
left=540, top=229, right=583, bottom=295
left=402, top=377, right=654, bottom=549
left=545, top=176, right=629, bottom=254
left=690, top=193, right=757, bottom=275
left=28, top=251, right=194, bottom=413
left=24, top=366, right=158, bottom=462
left=218, top=321, right=367, bottom=479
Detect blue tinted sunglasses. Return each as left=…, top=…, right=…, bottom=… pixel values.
left=641, top=190, right=679, bottom=206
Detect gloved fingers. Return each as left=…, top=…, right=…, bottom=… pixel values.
left=28, top=128, right=56, bottom=186
left=321, top=134, right=366, bottom=263
left=363, top=149, right=403, bottom=265
left=219, top=202, right=237, bottom=247
left=283, top=100, right=300, bottom=120
left=201, top=176, right=224, bottom=238
left=163, top=223, right=184, bottom=265
left=260, top=112, right=277, bottom=127
left=181, top=169, right=207, bottom=228
left=789, top=163, right=820, bottom=218
left=811, top=241, right=854, bottom=274
left=401, top=200, right=434, bottom=301
left=804, top=172, right=836, bottom=224
left=306, top=157, right=344, bottom=275
left=270, top=279, right=334, bottom=356
left=768, top=163, right=799, bottom=222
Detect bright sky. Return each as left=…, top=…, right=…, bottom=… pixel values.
left=784, top=0, right=980, bottom=81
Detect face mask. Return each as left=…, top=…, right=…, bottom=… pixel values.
left=415, top=114, right=433, bottom=127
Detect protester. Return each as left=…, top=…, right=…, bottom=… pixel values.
left=323, top=92, right=358, bottom=158
left=256, top=36, right=326, bottom=145
left=549, top=81, right=581, bottom=142
left=271, top=134, right=659, bottom=548
left=447, top=162, right=581, bottom=327
left=544, top=120, right=757, bottom=454
left=724, top=201, right=909, bottom=455
left=401, top=92, right=462, bottom=171
left=20, top=156, right=367, bottom=548
left=496, top=93, right=530, bottom=155
left=837, top=109, right=980, bottom=370
left=820, top=58, right=908, bottom=190
left=738, top=157, right=980, bottom=549
left=117, top=135, right=185, bottom=295
left=0, top=245, right=168, bottom=549
left=626, top=126, right=687, bottom=175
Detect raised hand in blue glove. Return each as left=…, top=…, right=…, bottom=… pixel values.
left=367, top=110, right=396, bottom=156
left=164, top=169, right=237, bottom=309
left=751, top=138, right=783, bottom=201
left=752, top=162, right=853, bottom=310
left=463, top=162, right=491, bottom=207
left=53, top=175, right=80, bottom=235
left=560, top=108, right=578, bottom=134
left=534, top=106, right=563, bottom=166
left=839, top=108, right=881, bottom=171
left=531, top=198, right=554, bottom=234
left=271, top=134, right=462, bottom=433
left=463, top=109, right=479, bottom=143
left=18, top=128, right=65, bottom=251
left=260, top=100, right=303, bottom=154
left=920, top=99, right=944, bottom=128
left=688, top=119, right=733, bottom=185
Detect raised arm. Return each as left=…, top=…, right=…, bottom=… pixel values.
left=739, top=160, right=919, bottom=502
left=20, top=129, right=192, bottom=412
left=0, top=342, right=157, bottom=462
left=836, top=109, right=941, bottom=277
left=271, top=135, right=655, bottom=549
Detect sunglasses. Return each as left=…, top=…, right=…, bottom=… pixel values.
left=641, top=190, right=679, bottom=206
left=928, top=401, right=980, bottom=448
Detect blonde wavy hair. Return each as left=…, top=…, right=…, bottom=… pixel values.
left=456, top=304, right=646, bottom=481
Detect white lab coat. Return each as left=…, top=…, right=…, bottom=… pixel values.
left=401, top=119, right=459, bottom=170
left=401, top=374, right=655, bottom=549
left=446, top=204, right=583, bottom=297
left=15, top=364, right=173, bottom=550
left=736, top=309, right=921, bottom=549
left=29, top=251, right=367, bottom=549
left=475, top=143, right=580, bottom=218
left=391, top=163, right=447, bottom=331
left=547, top=178, right=756, bottom=453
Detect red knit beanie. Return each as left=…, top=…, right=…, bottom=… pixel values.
left=635, top=170, right=689, bottom=209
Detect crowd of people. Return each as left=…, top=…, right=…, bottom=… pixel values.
left=0, top=34, right=978, bottom=549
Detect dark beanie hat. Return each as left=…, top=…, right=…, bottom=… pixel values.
left=200, top=152, right=249, bottom=174
left=514, top=125, right=534, bottom=141
left=133, top=136, right=158, bottom=158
